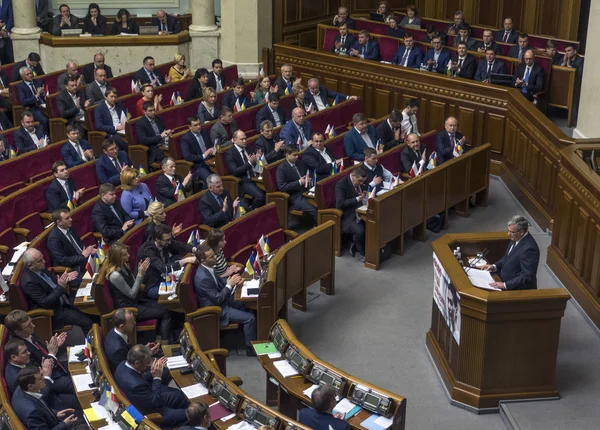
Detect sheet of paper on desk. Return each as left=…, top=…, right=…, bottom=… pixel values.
left=303, top=384, right=319, bottom=398
left=376, top=189, right=389, bottom=196
left=220, top=412, right=236, bottom=422
left=76, top=286, right=92, bottom=297
left=68, top=345, right=85, bottom=362
left=167, top=356, right=189, bottom=369
left=73, top=373, right=94, bottom=392
left=228, top=421, right=255, bottom=430
left=273, top=359, right=299, bottom=377
left=333, top=398, right=361, bottom=418
left=468, top=257, right=488, bottom=266
left=464, top=267, right=494, bottom=282
left=99, top=423, right=122, bottom=430
left=360, top=414, right=392, bottom=430
left=181, top=383, right=209, bottom=399
left=357, top=204, right=368, bottom=212
left=470, top=278, right=502, bottom=291
left=90, top=401, right=111, bottom=419
left=268, top=352, right=281, bottom=359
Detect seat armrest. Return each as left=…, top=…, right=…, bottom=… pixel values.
left=205, top=348, right=229, bottom=357
left=27, top=309, right=55, bottom=317
left=187, top=305, right=222, bottom=319
left=229, top=376, right=244, bottom=387
left=284, top=230, right=299, bottom=240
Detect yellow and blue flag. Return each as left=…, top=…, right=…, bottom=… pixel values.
left=138, top=164, right=147, bottom=176
left=245, top=252, right=255, bottom=275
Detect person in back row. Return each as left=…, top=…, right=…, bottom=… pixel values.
left=299, top=385, right=349, bottom=430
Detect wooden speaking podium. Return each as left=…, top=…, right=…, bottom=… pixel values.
left=426, top=232, right=570, bottom=413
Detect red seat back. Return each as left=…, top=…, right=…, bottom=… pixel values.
left=121, top=221, right=149, bottom=268
left=308, top=99, right=363, bottom=135
left=316, top=165, right=357, bottom=209
left=323, top=28, right=338, bottom=52
left=179, top=265, right=198, bottom=314
left=9, top=274, right=29, bottom=312
left=379, top=37, right=400, bottom=62
left=222, top=204, right=281, bottom=259
left=95, top=279, right=115, bottom=315
left=378, top=144, right=406, bottom=175
left=265, top=228, right=286, bottom=251
left=165, top=193, right=205, bottom=231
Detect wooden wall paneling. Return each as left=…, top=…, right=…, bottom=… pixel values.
left=566, top=200, right=581, bottom=267
left=301, top=0, right=326, bottom=20
left=486, top=113, right=505, bottom=154
left=349, top=82, right=366, bottom=105
left=442, top=0, right=463, bottom=20
left=285, top=0, right=299, bottom=24
left=502, top=0, right=526, bottom=31
left=375, top=89, right=394, bottom=117
left=504, top=120, right=516, bottom=164
left=582, top=218, right=596, bottom=288
left=298, top=30, right=318, bottom=48
left=520, top=0, right=538, bottom=38
left=539, top=155, right=555, bottom=206
left=457, top=106, right=475, bottom=147
left=426, top=100, right=447, bottom=134
left=573, top=206, right=590, bottom=276
left=474, top=110, right=484, bottom=147
left=555, top=185, right=574, bottom=258
left=527, top=144, right=540, bottom=191
left=323, top=78, right=339, bottom=92
left=590, top=224, right=600, bottom=297
left=474, top=0, right=502, bottom=28
left=535, top=0, right=560, bottom=37
left=516, top=131, right=528, bottom=176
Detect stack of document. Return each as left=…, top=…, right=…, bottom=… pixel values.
left=68, top=345, right=86, bottom=363
left=241, top=279, right=260, bottom=298
left=181, top=383, right=209, bottom=399
left=464, top=267, right=501, bottom=291
left=272, top=359, right=299, bottom=377
left=166, top=356, right=189, bottom=369
left=333, top=398, right=361, bottom=419
left=76, top=285, right=92, bottom=297
left=303, top=384, right=319, bottom=398
left=361, top=415, right=394, bottom=430
left=73, top=373, right=94, bottom=392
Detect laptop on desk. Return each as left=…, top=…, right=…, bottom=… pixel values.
left=369, top=12, right=385, bottom=22
left=61, top=28, right=82, bottom=36
left=138, top=26, right=158, bottom=35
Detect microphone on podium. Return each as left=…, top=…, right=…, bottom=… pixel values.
left=464, top=248, right=489, bottom=274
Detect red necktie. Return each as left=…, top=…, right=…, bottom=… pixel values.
left=450, top=134, right=456, bottom=147
left=35, top=340, right=67, bottom=373
left=172, top=178, right=179, bottom=201
left=503, top=31, right=509, bottom=43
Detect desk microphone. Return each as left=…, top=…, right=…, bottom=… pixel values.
left=464, top=248, right=489, bottom=274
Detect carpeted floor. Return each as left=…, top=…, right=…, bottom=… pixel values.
left=227, top=176, right=600, bottom=430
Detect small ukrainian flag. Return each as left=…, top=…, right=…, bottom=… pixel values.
left=138, top=164, right=147, bottom=176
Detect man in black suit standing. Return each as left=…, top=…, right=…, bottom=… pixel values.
left=474, top=47, right=507, bottom=83
left=483, top=215, right=540, bottom=290
left=474, top=30, right=501, bottom=55
left=514, top=49, right=545, bottom=102
left=508, top=33, right=532, bottom=60
left=336, top=166, right=368, bottom=257
left=12, top=52, right=45, bottom=82
left=136, top=101, right=169, bottom=165
left=82, top=53, right=113, bottom=84
left=199, top=174, right=238, bottom=228
left=255, top=93, right=288, bottom=132
left=57, top=76, right=89, bottom=134
left=154, top=9, right=181, bottom=34
left=48, top=208, right=96, bottom=277
left=156, top=157, right=193, bottom=208
left=20, top=248, right=94, bottom=334
left=435, top=116, right=467, bottom=164
left=92, top=183, right=135, bottom=244
left=14, top=111, right=47, bottom=154
left=303, top=132, right=339, bottom=183
left=255, top=120, right=284, bottom=163
left=226, top=130, right=265, bottom=210
left=46, top=161, right=83, bottom=212
left=332, top=23, right=356, bottom=55
left=401, top=133, right=427, bottom=173
left=180, top=115, right=214, bottom=189
left=495, top=17, right=519, bottom=44
left=276, top=145, right=318, bottom=226
left=375, top=110, right=403, bottom=151
left=450, top=42, right=476, bottom=80
left=207, top=59, right=225, bottom=92
left=134, top=56, right=171, bottom=87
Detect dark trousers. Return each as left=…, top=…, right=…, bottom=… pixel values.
left=158, top=388, right=189, bottom=427
left=0, top=98, right=13, bottom=124
left=0, top=38, right=13, bottom=64
left=137, top=298, right=173, bottom=342
left=225, top=302, right=256, bottom=346
left=110, top=133, right=127, bottom=151
left=343, top=219, right=365, bottom=254
left=240, top=180, right=265, bottom=209
left=30, top=108, right=49, bottom=135
left=290, top=196, right=318, bottom=224
left=54, top=308, right=94, bottom=335
left=192, top=164, right=212, bottom=182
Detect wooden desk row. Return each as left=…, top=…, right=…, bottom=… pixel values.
left=255, top=319, right=407, bottom=429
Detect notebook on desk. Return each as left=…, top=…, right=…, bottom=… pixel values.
left=61, top=28, right=82, bottom=36
left=138, top=26, right=158, bottom=35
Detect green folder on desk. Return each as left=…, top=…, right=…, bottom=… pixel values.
left=253, top=342, right=279, bottom=355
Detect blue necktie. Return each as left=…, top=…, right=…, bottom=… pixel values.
left=518, top=49, right=523, bottom=60
left=65, top=182, right=72, bottom=201
left=38, top=272, right=69, bottom=305
left=522, top=67, right=530, bottom=94
left=196, top=133, right=206, bottom=152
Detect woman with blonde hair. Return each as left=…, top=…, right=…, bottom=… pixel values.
left=197, top=87, right=219, bottom=123
left=120, top=167, right=152, bottom=225
left=293, top=83, right=308, bottom=111
left=105, top=242, right=173, bottom=341
left=145, top=201, right=184, bottom=241
left=169, top=53, right=192, bottom=82
left=136, top=84, right=163, bottom=116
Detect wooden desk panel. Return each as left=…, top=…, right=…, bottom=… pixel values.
left=40, top=32, right=191, bottom=47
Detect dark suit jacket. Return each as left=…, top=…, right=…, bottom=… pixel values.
left=335, top=175, right=366, bottom=229
left=15, top=125, right=45, bottom=154
left=299, top=408, right=350, bottom=430
left=46, top=177, right=77, bottom=212
left=303, top=86, right=348, bottom=112
left=508, top=44, right=532, bottom=59
left=12, top=60, right=45, bottom=81
left=206, top=72, right=225, bottom=92
left=9, top=334, right=66, bottom=377
left=494, top=233, right=539, bottom=290
left=452, top=55, right=477, bottom=79
left=82, top=64, right=113, bottom=84
left=343, top=125, right=377, bottom=161
left=51, top=14, right=79, bottom=36
left=156, top=174, right=189, bottom=208
left=96, top=152, right=132, bottom=185
left=273, top=76, right=295, bottom=97
left=303, top=145, right=336, bottom=183
left=331, top=33, right=357, bottom=54
left=137, top=237, right=191, bottom=291
left=180, top=129, right=213, bottom=178
left=56, top=89, right=87, bottom=124
left=184, top=79, right=204, bottom=102
left=392, top=46, right=423, bottom=68
left=110, top=19, right=139, bottom=35
left=104, top=328, right=130, bottom=372
left=452, top=36, right=477, bottom=51
left=221, top=91, right=255, bottom=111
left=424, top=48, right=452, bottom=73
left=401, top=144, right=426, bottom=173
left=47, top=225, right=86, bottom=270
left=83, top=14, right=107, bottom=35
left=210, top=119, right=238, bottom=148
left=351, top=40, right=381, bottom=61
left=495, top=29, right=519, bottom=44
left=226, top=144, right=256, bottom=182
left=12, top=387, right=67, bottom=430
left=134, top=67, right=167, bottom=86
left=199, top=190, right=234, bottom=228
left=255, top=136, right=284, bottom=163
left=279, top=120, right=313, bottom=147
left=85, top=80, right=113, bottom=105
left=16, top=79, right=45, bottom=108
left=152, top=15, right=181, bottom=34
left=435, top=131, right=465, bottom=164
left=276, top=160, right=309, bottom=201
left=136, top=115, right=167, bottom=164
left=92, top=199, right=132, bottom=244
left=473, top=41, right=501, bottom=55
left=20, top=267, right=73, bottom=315
left=334, top=17, right=355, bottom=29
left=61, top=139, right=92, bottom=168
left=375, top=119, right=401, bottom=151
left=193, top=265, right=235, bottom=324
left=0, top=0, right=13, bottom=32
left=474, top=60, right=507, bottom=82
left=95, top=101, right=125, bottom=135
left=5, top=362, right=54, bottom=397
left=514, top=63, right=545, bottom=96
left=255, top=104, right=288, bottom=131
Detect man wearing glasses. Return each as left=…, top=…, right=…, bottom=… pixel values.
left=482, top=215, right=540, bottom=290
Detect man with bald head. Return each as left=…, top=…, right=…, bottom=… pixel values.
left=153, top=9, right=181, bottom=34
left=401, top=133, right=427, bottom=173
left=514, top=49, right=545, bottom=102
left=225, top=130, right=266, bottom=210
left=83, top=53, right=113, bottom=84
left=304, top=77, right=356, bottom=112
left=20, top=248, right=94, bottom=333
left=435, top=117, right=467, bottom=164
left=333, top=6, right=355, bottom=29
left=280, top=108, right=313, bottom=150
left=86, top=66, right=113, bottom=105
left=57, top=60, right=83, bottom=92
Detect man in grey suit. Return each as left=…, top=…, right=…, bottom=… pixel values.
left=210, top=106, right=238, bottom=148
left=86, top=68, right=112, bottom=105
left=36, top=0, right=51, bottom=30
left=51, top=4, right=79, bottom=36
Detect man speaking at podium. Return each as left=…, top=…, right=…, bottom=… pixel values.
left=482, top=215, right=540, bottom=290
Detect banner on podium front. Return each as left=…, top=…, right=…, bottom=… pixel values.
left=433, top=252, right=461, bottom=344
